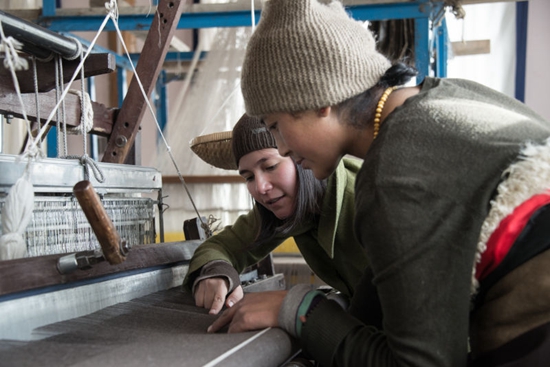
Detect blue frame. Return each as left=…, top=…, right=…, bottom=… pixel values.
left=39, top=0, right=444, bottom=80
left=39, top=0, right=447, bottom=140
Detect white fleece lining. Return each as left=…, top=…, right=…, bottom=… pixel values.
left=471, top=137, right=550, bottom=296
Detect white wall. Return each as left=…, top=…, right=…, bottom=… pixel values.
left=445, top=2, right=516, bottom=97
left=446, top=0, right=550, bottom=122
left=525, top=0, right=550, bottom=121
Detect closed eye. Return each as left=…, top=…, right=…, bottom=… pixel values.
left=267, top=121, right=277, bottom=132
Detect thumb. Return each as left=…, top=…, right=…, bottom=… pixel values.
left=225, top=285, right=244, bottom=308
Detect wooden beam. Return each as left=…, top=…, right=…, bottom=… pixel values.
left=451, top=40, right=491, bottom=56
left=0, top=53, right=116, bottom=93
left=0, top=241, right=201, bottom=297
left=102, top=0, right=186, bottom=164
left=0, top=81, right=116, bottom=137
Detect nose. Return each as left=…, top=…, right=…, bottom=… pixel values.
left=255, top=175, right=273, bottom=195
left=275, top=137, right=291, bottom=158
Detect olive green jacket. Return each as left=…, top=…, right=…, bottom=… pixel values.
left=182, top=157, right=367, bottom=298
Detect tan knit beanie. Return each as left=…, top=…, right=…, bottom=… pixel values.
left=232, top=114, right=277, bottom=167
left=241, top=0, right=391, bottom=117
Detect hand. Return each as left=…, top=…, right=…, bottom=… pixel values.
left=195, top=278, right=244, bottom=315
left=207, top=290, right=288, bottom=333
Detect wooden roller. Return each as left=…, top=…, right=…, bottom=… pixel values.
left=73, top=180, right=126, bottom=265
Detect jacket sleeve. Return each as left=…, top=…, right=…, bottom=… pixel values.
left=182, top=207, right=287, bottom=292
left=191, top=260, right=241, bottom=294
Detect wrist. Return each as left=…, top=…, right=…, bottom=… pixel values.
left=296, top=290, right=325, bottom=338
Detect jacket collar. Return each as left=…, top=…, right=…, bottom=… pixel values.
left=317, top=160, right=347, bottom=258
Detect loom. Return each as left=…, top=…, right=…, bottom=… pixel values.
left=0, top=2, right=294, bottom=366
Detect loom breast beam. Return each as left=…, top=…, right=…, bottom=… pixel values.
left=57, top=180, right=129, bottom=274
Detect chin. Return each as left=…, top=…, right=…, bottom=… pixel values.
left=311, top=167, right=331, bottom=181
left=274, top=212, right=290, bottom=220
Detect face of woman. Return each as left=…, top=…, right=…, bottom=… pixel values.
left=238, top=148, right=298, bottom=220
left=263, top=110, right=344, bottom=180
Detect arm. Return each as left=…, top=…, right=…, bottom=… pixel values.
left=193, top=260, right=243, bottom=314
left=182, top=208, right=288, bottom=312
left=208, top=185, right=478, bottom=367
left=183, top=209, right=276, bottom=290
left=301, top=184, right=478, bottom=367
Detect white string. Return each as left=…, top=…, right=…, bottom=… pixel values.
left=31, top=56, right=43, bottom=151
left=0, top=20, right=34, bottom=154
left=251, top=0, right=256, bottom=32
left=202, top=328, right=272, bottom=367
left=167, top=36, right=204, bottom=130
left=108, top=1, right=210, bottom=233
left=26, top=5, right=115, bottom=153
left=198, top=81, right=241, bottom=137
left=66, top=90, right=94, bottom=135
left=54, top=55, right=62, bottom=156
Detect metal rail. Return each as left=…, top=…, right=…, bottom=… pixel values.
left=0, top=9, right=80, bottom=60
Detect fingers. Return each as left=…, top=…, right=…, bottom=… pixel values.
left=208, top=291, right=287, bottom=334
left=208, top=305, right=237, bottom=333
left=225, top=285, right=244, bottom=308
left=194, top=278, right=229, bottom=315
left=208, top=291, right=226, bottom=315
left=194, top=282, right=206, bottom=308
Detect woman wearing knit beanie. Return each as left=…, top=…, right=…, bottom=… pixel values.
left=208, top=0, right=550, bottom=366
left=183, top=114, right=369, bottom=319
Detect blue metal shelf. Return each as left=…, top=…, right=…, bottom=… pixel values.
left=38, top=0, right=448, bottom=139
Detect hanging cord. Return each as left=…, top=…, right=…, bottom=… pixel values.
left=65, top=90, right=94, bottom=135
left=60, top=50, right=103, bottom=183
left=54, top=55, right=69, bottom=157
left=27, top=3, right=116, bottom=152
left=196, top=1, right=257, bottom=137
left=0, top=20, right=37, bottom=157
left=17, top=2, right=114, bottom=185
left=54, top=55, right=61, bottom=156
left=106, top=0, right=214, bottom=236
left=250, top=0, right=256, bottom=32
left=59, top=154, right=105, bottom=183
left=31, top=56, right=43, bottom=151
left=59, top=56, right=68, bottom=156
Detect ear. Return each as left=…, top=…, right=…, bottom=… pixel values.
left=318, top=106, right=331, bottom=117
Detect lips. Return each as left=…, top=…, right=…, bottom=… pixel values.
left=266, top=196, right=283, bottom=205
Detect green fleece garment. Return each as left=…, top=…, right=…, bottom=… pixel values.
left=293, top=77, right=550, bottom=366
left=182, top=157, right=367, bottom=298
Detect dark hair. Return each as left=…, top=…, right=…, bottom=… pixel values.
left=335, top=62, right=418, bottom=128
left=251, top=161, right=327, bottom=247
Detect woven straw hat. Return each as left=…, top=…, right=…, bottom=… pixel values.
left=190, top=114, right=277, bottom=170
left=189, top=130, right=236, bottom=170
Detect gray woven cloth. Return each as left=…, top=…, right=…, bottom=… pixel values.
left=0, top=288, right=297, bottom=367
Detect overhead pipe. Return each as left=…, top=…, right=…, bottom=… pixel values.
left=0, top=10, right=81, bottom=60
